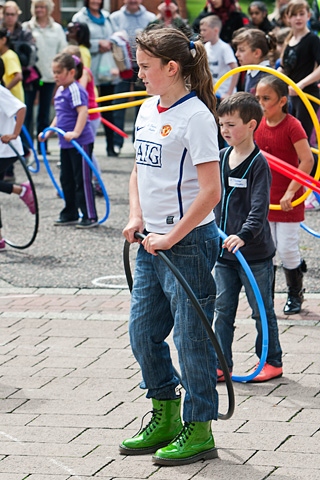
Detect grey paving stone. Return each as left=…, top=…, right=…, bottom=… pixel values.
left=267, top=467, right=320, bottom=479
left=247, top=450, right=320, bottom=469
left=181, top=463, right=275, bottom=480
left=0, top=455, right=113, bottom=476
left=236, top=420, right=317, bottom=436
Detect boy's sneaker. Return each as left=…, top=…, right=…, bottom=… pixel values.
left=0, top=239, right=6, bottom=252
left=249, top=363, right=283, bottom=382
left=54, top=218, right=79, bottom=226
left=20, top=182, right=36, bottom=214
left=76, top=219, right=99, bottom=229
left=217, top=368, right=232, bottom=383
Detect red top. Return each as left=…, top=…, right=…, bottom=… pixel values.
left=255, top=114, right=307, bottom=222
left=83, top=66, right=100, bottom=121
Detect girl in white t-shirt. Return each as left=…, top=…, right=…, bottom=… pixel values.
left=121, top=27, right=221, bottom=466
left=0, top=84, right=36, bottom=252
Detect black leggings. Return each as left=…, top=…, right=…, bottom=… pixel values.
left=0, top=157, right=17, bottom=229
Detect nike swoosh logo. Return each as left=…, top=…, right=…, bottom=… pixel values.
left=136, top=126, right=144, bottom=131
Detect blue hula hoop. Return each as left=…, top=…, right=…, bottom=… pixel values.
left=314, top=191, right=320, bottom=203
left=300, top=222, right=320, bottom=238
left=218, top=228, right=269, bottom=382
left=40, top=127, right=110, bottom=224
left=21, top=125, right=40, bottom=173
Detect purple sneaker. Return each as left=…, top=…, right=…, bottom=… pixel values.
left=20, top=182, right=36, bottom=214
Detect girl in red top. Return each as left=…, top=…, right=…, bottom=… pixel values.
left=255, top=75, right=314, bottom=315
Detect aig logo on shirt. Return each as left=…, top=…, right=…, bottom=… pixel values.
left=136, top=140, right=162, bottom=168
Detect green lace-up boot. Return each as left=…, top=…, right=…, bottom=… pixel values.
left=152, top=421, right=218, bottom=466
left=119, top=397, right=182, bottom=455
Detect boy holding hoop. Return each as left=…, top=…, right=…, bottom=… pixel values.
left=214, top=92, right=283, bottom=382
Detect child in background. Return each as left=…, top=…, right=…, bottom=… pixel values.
left=0, top=27, right=24, bottom=101
left=273, top=27, right=291, bottom=69
left=279, top=0, right=320, bottom=143
left=232, top=27, right=277, bottom=94
left=200, top=15, right=239, bottom=99
left=0, top=26, right=24, bottom=183
left=200, top=14, right=239, bottom=149
left=63, top=45, right=102, bottom=197
left=248, top=1, right=273, bottom=33
left=255, top=75, right=314, bottom=314
left=66, top=21, right=91, bottom=69
left=121, top=27, right=221, bottom=466
left=39, top=52, right=98, bottom=229
left=0, top=83, right=35, bottom=252
left=214, top=92, right=283, bottom=382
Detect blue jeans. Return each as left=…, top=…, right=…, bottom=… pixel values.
left=129, top=221, right=220, bottom=422
left=214, top=259, right=282, bottom=371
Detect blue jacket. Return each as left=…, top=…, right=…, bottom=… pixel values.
left=215, top=145, right=275, bottom=264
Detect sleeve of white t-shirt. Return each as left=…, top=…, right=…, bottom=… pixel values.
left=184, top=109, right=220, bottom=166
left=222, top=42, right=237, bottom=66
left=0, top=85, right=26, bottom=118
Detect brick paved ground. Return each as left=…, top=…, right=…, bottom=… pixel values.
left=0, top=287, right=320, bottom=479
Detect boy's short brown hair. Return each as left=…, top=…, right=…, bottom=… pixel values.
left=217, top=92, right=263, bottom=128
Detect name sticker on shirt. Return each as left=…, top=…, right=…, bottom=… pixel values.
left=229, top=177, right=247, bottom=188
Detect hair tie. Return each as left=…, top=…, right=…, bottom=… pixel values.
left=189, top=40, right=196, bottom=58
left=72, top=55, right=81, bottom=66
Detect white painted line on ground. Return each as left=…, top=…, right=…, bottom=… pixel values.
left=91, top=275, right=129, bottom=289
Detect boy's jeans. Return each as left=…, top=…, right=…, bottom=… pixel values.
left=214, top=259, right=282, bottom=370
left=129, top=221, right=220, bottom=422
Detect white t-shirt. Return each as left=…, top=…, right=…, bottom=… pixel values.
left=134, top=92, right=219, bottom=234
left=0, top=85, right=25, bottom=158
left=205, top=39, right=237, bottom=97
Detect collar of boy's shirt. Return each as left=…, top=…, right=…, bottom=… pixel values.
left=247, top=60, right=270, bottom=77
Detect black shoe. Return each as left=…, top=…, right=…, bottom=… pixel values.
left=54, top=218, right=79, bottom=226
left=76, top=218, right=99, bottom=229
left=107, top=148, right=118, bottom=157
left=93, top=183, right=104, bottom=197
left=283, top=294, right=303, bottom=315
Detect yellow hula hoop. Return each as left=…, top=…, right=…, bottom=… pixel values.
left=95, top=91, right=149, bottom=103
left=214, top=65, right=320, bottom=210
left=304, top=92, right=320, bottom=106
left=88, top=99, right=146, bottom=114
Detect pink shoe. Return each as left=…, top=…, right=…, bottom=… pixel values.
left=20, top=182, right=36, bottom=214
left=305, top=201, right=320, bottom=211
left=0, top=239, right=6, bottom=252
left=249, top=363, right=283, bottom=382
